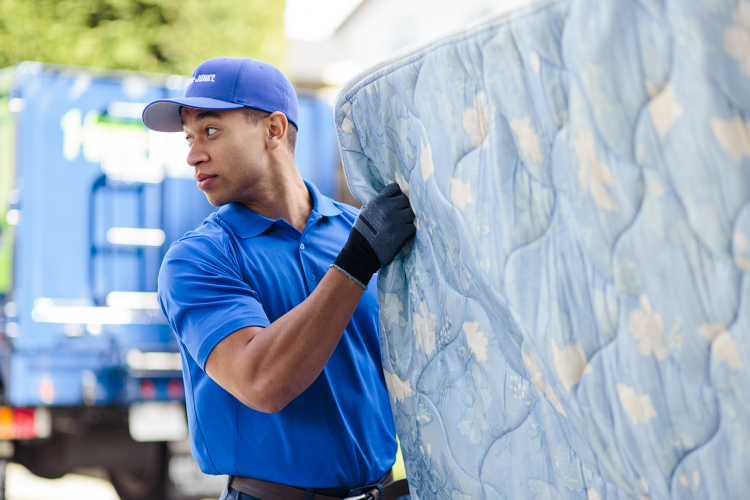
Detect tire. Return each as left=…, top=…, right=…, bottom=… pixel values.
left=0, top=459, right=6, bottom=500
left=108, top=442, right=167, bottom=500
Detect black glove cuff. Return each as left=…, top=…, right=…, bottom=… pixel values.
left=332, top=227, right=381, bottom=288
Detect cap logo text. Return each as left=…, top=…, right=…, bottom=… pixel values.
left=188, top=74, right=216, bottom=85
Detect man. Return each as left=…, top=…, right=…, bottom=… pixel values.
left=142, top=57, right=414, bottom=500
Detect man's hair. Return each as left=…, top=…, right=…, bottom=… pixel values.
left=243, top=107, right=297, bottom=154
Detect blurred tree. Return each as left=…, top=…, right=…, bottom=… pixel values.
left=0, top=0, right=285, bottom=74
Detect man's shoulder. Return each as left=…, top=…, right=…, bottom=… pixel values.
left=163, top=213, right=233, bottom=262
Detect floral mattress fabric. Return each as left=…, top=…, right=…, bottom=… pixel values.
left=333, top=0, right=750, bottom=499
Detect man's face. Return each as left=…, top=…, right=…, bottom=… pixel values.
left=182, top=107, right=267, bottom=206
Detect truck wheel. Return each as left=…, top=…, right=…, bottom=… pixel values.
left=0, top=460, right=6, bottom=500
left=108, top=442, right=167, bottom=500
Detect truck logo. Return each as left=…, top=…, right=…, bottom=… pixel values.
left=59, top=108, right=193, bottom=182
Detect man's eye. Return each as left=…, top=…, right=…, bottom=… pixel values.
left=186, top=136, right=194, bottom=146
left=207, top=127, right=218, bottom=136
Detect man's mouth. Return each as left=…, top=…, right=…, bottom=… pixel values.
left=196, top=173, right=217, bottom=190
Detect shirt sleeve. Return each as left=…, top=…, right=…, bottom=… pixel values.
left=158, top=234, right=270, bottom=369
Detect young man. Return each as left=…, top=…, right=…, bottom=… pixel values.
left=142, top=57, right=414, bottom=500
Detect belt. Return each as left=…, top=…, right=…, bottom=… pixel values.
left=229, top=471, right=410, bottom=500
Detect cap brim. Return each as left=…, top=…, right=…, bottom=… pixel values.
left=142, top=97, right=244, bottom=132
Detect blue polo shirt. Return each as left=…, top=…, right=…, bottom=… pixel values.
left=157, top=181, right=396, bottom=488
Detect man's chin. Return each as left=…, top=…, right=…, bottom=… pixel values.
left=202, top=192, right=227, bottom=207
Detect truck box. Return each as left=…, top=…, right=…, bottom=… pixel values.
left=0, top=62, right=340, bottom=500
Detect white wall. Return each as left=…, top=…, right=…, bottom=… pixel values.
left=287, top=0, right=537, bottom=88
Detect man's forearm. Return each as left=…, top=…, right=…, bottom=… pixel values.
left=205, top=267, right=365, bottom=413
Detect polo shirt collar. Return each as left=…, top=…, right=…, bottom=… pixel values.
left=305, top=180, right=341, bottom=217
left=218, top=203, right=273, bottom=238
left=217, top=180, right=341, bottom=239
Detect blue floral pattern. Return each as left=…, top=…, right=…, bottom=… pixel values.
left=335, top=1, right=750, bottom=498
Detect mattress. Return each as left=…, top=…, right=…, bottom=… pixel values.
left=333, top=1, right=750, bottom=499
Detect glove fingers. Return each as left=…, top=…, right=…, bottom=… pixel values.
left=355, top=183, right=416, bottom=267
left=398, top=206, right=415, bottom=223
left=378, top=183, right=402, bottom=198
left=378, top=194, right=410, bottom=214
left=394, top=193, right=411, bottom=210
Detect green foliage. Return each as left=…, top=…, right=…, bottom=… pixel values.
left=0, top=0, right=286, bottom=75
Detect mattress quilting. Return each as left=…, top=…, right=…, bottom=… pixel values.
left=334, top=1, right=750, bottom=499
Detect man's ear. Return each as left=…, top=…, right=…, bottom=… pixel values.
left=266, top=112, right=288, bottom=151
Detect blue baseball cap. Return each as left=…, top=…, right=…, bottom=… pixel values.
left=142, top=57, right=299, bottom=132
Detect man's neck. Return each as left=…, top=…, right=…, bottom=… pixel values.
left=240, top=170, right=313, bottom=234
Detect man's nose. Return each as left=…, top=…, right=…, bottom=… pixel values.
left=186, top=141, right=209, bottom=167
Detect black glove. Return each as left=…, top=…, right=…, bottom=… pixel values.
left=332, top=183, right=416, bottom=289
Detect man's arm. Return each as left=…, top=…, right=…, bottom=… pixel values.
left=205, top=270, right=364, bottom=413
left=205, top=184, right=415, bottom=413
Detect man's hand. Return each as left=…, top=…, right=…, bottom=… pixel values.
left=332, top=183, right=416, bottom=288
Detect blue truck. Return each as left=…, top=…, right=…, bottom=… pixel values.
left=0, top=62, right=340, bottom=500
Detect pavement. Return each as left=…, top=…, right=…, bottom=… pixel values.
left=6, top=463, right=120, bottom=500
left=4, top=448, right=406, bottom=500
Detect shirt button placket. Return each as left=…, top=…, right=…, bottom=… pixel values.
left=299, top=241, right=315, bottom=288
